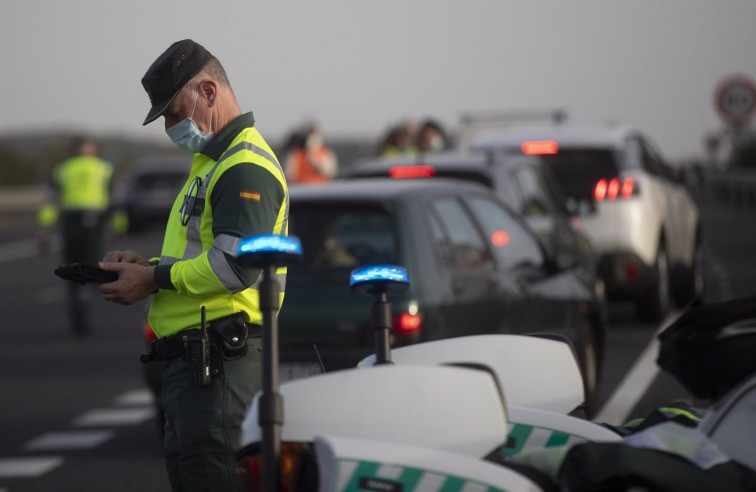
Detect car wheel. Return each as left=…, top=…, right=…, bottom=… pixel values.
left=636, top=242, right=671, bottom=323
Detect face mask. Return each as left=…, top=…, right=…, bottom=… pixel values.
left=166, top=90, right=214, bottom=153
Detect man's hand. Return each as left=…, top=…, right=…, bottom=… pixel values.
left=102, top=249, right=150, bottom=266
left=98, top=262, right=157, bottom=305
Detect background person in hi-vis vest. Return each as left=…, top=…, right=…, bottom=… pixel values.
left=97, top=39, right=289, bottom=492
left=37, top=136, right=121, bottom=337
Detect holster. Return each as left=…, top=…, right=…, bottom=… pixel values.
left=208, top=312, right=249, bottom=361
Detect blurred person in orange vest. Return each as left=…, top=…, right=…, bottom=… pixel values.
left=284, top=122, right=338, bottom=184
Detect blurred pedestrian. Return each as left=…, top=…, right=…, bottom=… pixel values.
left=284, top=122, right=338, bottom=183
left=36, top=136, right=117, bottom=337
left=97, top=39, right=289, bottom=492
left=417, top=118, right=450, bottom=153
left=379, top=123, right=418, bottom=157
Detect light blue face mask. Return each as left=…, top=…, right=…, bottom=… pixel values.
left=166, top=90, right=214, bottom=154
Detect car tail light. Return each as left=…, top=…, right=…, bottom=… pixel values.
left=594, top=177, right=637, bottom=202
left=143, top=322, right=157, bottom=342
left=389, top=165, right=436, bottom=179
left=237, top=442, right=317, bottom=492
left=393, top=312, right=422, bottom=335
left=521, top=140, right=559, bottom=155
left=491, top=229, right=510, bottom=247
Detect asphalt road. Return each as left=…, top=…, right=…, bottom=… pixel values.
left=0, top=187, right=754, bottom=492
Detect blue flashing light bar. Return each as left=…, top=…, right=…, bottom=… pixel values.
left=238, top=234, right=302, bottom=257
left=350, top=265, right=409, bottom=287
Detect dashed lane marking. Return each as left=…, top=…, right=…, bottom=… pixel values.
left=73, top=407, right=155, bottom=427
left=24, top=430, right=114, bottom=451
left=0, top=457, right=63, bottom=478
left=114, top=389, right=154, bottom=406
left=594, top=311, right=679, bottom=426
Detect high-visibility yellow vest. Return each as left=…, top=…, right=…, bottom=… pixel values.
left=54, top=155, right=113, bottom=211
left=38, top=155, right=113, bottom=227
left=148, top=127, right=289, bottom=337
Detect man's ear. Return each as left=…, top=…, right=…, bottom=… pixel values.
left=198, top=80, right=217, bottom=106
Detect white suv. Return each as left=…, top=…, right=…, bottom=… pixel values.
left=470, top=123, right=703, bottom=322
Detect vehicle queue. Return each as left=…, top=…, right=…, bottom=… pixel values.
left=112, top=110, right=756, bottom=492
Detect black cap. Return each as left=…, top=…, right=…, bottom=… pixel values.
left=141, top=39, right=212, bottom=126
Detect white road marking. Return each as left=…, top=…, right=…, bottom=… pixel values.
left=594, top=311, right=679, bottom=426
left=24, top=430, right=114, bottom=451
left=73, top=407, right=155, bottom=427
left=114, top=389, right=154, bottom=406
left=0, top=457, right=63, bottom=478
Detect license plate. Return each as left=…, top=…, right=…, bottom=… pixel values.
left=280, top=362, right=323, bottom=382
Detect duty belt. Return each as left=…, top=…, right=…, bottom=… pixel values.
left=140, top=322, right=262, bottom=363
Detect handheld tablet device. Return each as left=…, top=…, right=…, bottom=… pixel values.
left=55, top=263, right=118, bottom=284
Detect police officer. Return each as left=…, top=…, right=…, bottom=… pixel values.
left=37, top=136, right=116, bottom=337
left=98, top=39, right=289, bottom=492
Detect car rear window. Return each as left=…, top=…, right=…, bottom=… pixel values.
left=538, top=148, right=621, bottom=202
left=288, top=204, right=399, bottom=285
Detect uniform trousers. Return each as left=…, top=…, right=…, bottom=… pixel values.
left=161, top=338, right=263, bottom=492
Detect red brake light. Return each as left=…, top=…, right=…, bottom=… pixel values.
left=238, top=443, right=310, bottom=492
left=594, top=177, right=636, bottom=202
left=621, top=177, right=635, bottom=198
left=607, top=178, right=620, bottom=200
left=594, top=179, right=608, bottom=202
left=393, top=312, right=422, bottom=334
left=389, top=165, right=436, bottom=179
left=491, top=229, right=510, bottom=247
left=521, top=140, right=559, bottom=155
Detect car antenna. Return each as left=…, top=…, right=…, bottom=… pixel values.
left=350, top=265, right=410, bottom=365
left=312, top=344, right=326, bottom=374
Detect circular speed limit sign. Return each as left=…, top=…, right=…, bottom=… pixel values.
left=714, top=75, right=756, bottom=127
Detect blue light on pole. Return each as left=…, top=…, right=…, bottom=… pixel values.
left=350, top=265, right=409, bottom=296
left=237, top=234, right=302, bottom=268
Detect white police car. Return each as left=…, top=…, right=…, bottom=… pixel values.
left=470, top=123, right=703, bottom=322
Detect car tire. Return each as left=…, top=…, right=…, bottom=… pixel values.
left=636, top=242, right=671, bottom=323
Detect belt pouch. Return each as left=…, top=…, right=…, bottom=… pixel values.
left=208, top=313, right=248, bottom=360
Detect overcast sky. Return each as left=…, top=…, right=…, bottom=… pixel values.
left=1, top=0, right=755, bottom=160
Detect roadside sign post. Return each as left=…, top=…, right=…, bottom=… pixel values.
left=714, top=75, right=756, bottom=128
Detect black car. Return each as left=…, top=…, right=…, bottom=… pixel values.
left=113, top=154, right=190, bottom=232
left=279, top=178, right=605, bottom=408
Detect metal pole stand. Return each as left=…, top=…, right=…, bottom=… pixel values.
left=237, top=234, right=302, bottom=492
left=350, top=265, right=410, bottom=366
